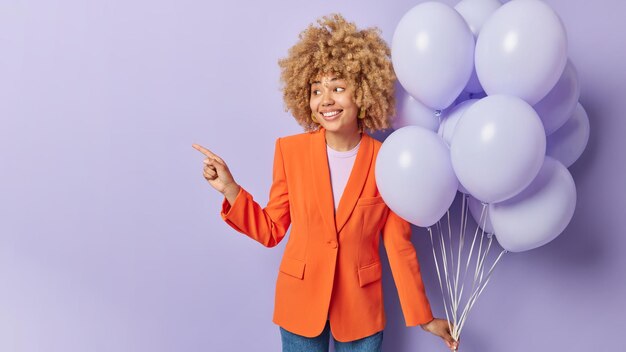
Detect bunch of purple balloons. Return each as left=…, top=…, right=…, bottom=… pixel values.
left=376, top=0, right=589, bottom=252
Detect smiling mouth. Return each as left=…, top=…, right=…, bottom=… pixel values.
left=320, top=110, right=343, bottom=120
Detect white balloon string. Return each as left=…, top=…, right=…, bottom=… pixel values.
left=478, top=204, right=491, bottom=282
left=466, top=232, right=492, bottom=327
left=428, top=199, right=505, bottom=343
left=462, top=245, right=505, bottom=324
left=435, top=222, right=450, bottom=309
left=446, top=209, right=455, bottom=287
left=428, top=227, right=453, bottom=340
left=453, top=197, right=466, bottom=311
left=437, top=109, right=446, bottom=139
left=437, top=220, right=457, bottom=326
left=457, top=249, right=506, bottom=335
left=460, top=250, right=489, bottom=327
left=479, top=235, right=494, bottom=283
left=469, top=202, right=488, bottom=296
left=458, top=198, right=485, bottom=340
left=458, top=250, right=502, bottom=335
left=458, top=195, right=479, bottom=310
left=445, top=210, right=460, bottom=319
left=454, top=195, right=470, bottom=321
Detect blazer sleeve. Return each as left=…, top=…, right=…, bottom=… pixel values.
left=382, top=208, right=434, bottom=326
left=220, top=138, right=291, bottom=248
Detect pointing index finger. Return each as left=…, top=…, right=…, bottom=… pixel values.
left=192, top=143, right=217, bottom=158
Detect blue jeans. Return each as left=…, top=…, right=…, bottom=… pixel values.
left=280, top=320, right=383, bottom=352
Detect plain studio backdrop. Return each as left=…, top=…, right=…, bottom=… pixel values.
left=1, top=0, right=624, bottom=351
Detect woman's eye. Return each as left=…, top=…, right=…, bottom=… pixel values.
left=312, top=89, right=321, bottom=95
left=335, top=87, right=345, bottom=92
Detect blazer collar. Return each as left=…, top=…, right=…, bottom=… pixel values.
left=310, top=127, right=374, bottom=234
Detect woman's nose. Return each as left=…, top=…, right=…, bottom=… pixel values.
left=321, top=92, right=334, bottom=105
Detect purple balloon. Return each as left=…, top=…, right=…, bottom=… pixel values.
left=450, top=95, right=546, bottom=204
left=438, top=99, right=480, bottom=147
left=455, top=0, right=503, bottom=36
left=392, top=1, right=475, bottom=110
left=464, top=66, right=485, bottom=95
left=475, top=0, right=568, bottom=105
left=534, top=60, right=581, bottom=135
left=393, top=84, right=440, bottom=132
left=455, top=0, right=502, bottom=94
left=454, top=90, right=487, bottom=106
left=546, top=102, right=590, bottom=167
left=490, top=157, right=577, bottom=252
left=376, top=126, right=458, bottom=227
left=468, top=195, right=495, bottom=234
left=438, top=99, right=480, bottom=195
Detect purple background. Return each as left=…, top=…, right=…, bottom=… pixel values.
left=1, top=0, right=624, bottom=351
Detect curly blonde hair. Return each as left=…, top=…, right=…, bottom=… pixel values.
left=278, top=14, right=396, bottom=132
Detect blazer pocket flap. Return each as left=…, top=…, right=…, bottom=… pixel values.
left=279, top=256, right=306, bottom=280
left=358, top=261, right=382, bottom=287
left=356, top=196, right=385, bottom=207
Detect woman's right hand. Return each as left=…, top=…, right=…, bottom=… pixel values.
left=421, top=318, right=459, bottom=351
left=192, top=143, right=241, bottom=203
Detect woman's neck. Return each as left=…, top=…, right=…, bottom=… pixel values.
left=324, top=129, right=362, bottom=151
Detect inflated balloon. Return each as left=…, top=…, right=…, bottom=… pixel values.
left=392, top=1, right=475, bottom=110
left=376, top=126, right=458, bottom=227
left=534, top=60, right=581, bottom=135
left=438, top=99, right=479, bottom=146
left=450, top=95, right=546, bottom=203
left=439, top=99, right=479, bottom=194
left=393, top=84, right=440, bottom=132
left=468, top=195, right=495, bottom=234
left=454, top=90, right=487, bottom=106
left=464, top=67, right=485, bottom=95
left=490, top=157, right=577, bottom=252
left=455, top=0, right=502, bottom=35
left=455, top=0, right=502, bottom=94
left=475, top=0, right=568, bottom=105
left=546, top=103, right=590, bottom=167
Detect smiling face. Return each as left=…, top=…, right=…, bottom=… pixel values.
left=309, top=73, right=359, bottom=135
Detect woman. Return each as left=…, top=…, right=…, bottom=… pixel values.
left=193, top=14, right=458, bottom=352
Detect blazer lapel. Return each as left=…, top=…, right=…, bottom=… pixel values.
left=335, top=132, right=373, bottom=233
left=310, top=128, right=337, bottom=235
left=310, top=128, right=374, bottom=235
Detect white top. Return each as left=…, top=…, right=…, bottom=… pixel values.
left=326, top=140, right=360, bottom=211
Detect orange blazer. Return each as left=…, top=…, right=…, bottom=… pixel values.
left=220, top=127, right=434, bottom=342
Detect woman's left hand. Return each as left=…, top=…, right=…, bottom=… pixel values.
left=420, top=318, right=459, bottom=351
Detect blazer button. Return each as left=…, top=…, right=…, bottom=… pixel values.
left=327, top=240, right=338, bottom=249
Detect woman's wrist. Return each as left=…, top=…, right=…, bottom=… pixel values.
left=222, top=183, right=241, bottom=204
left=420, top=318, right=435, bottom=330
